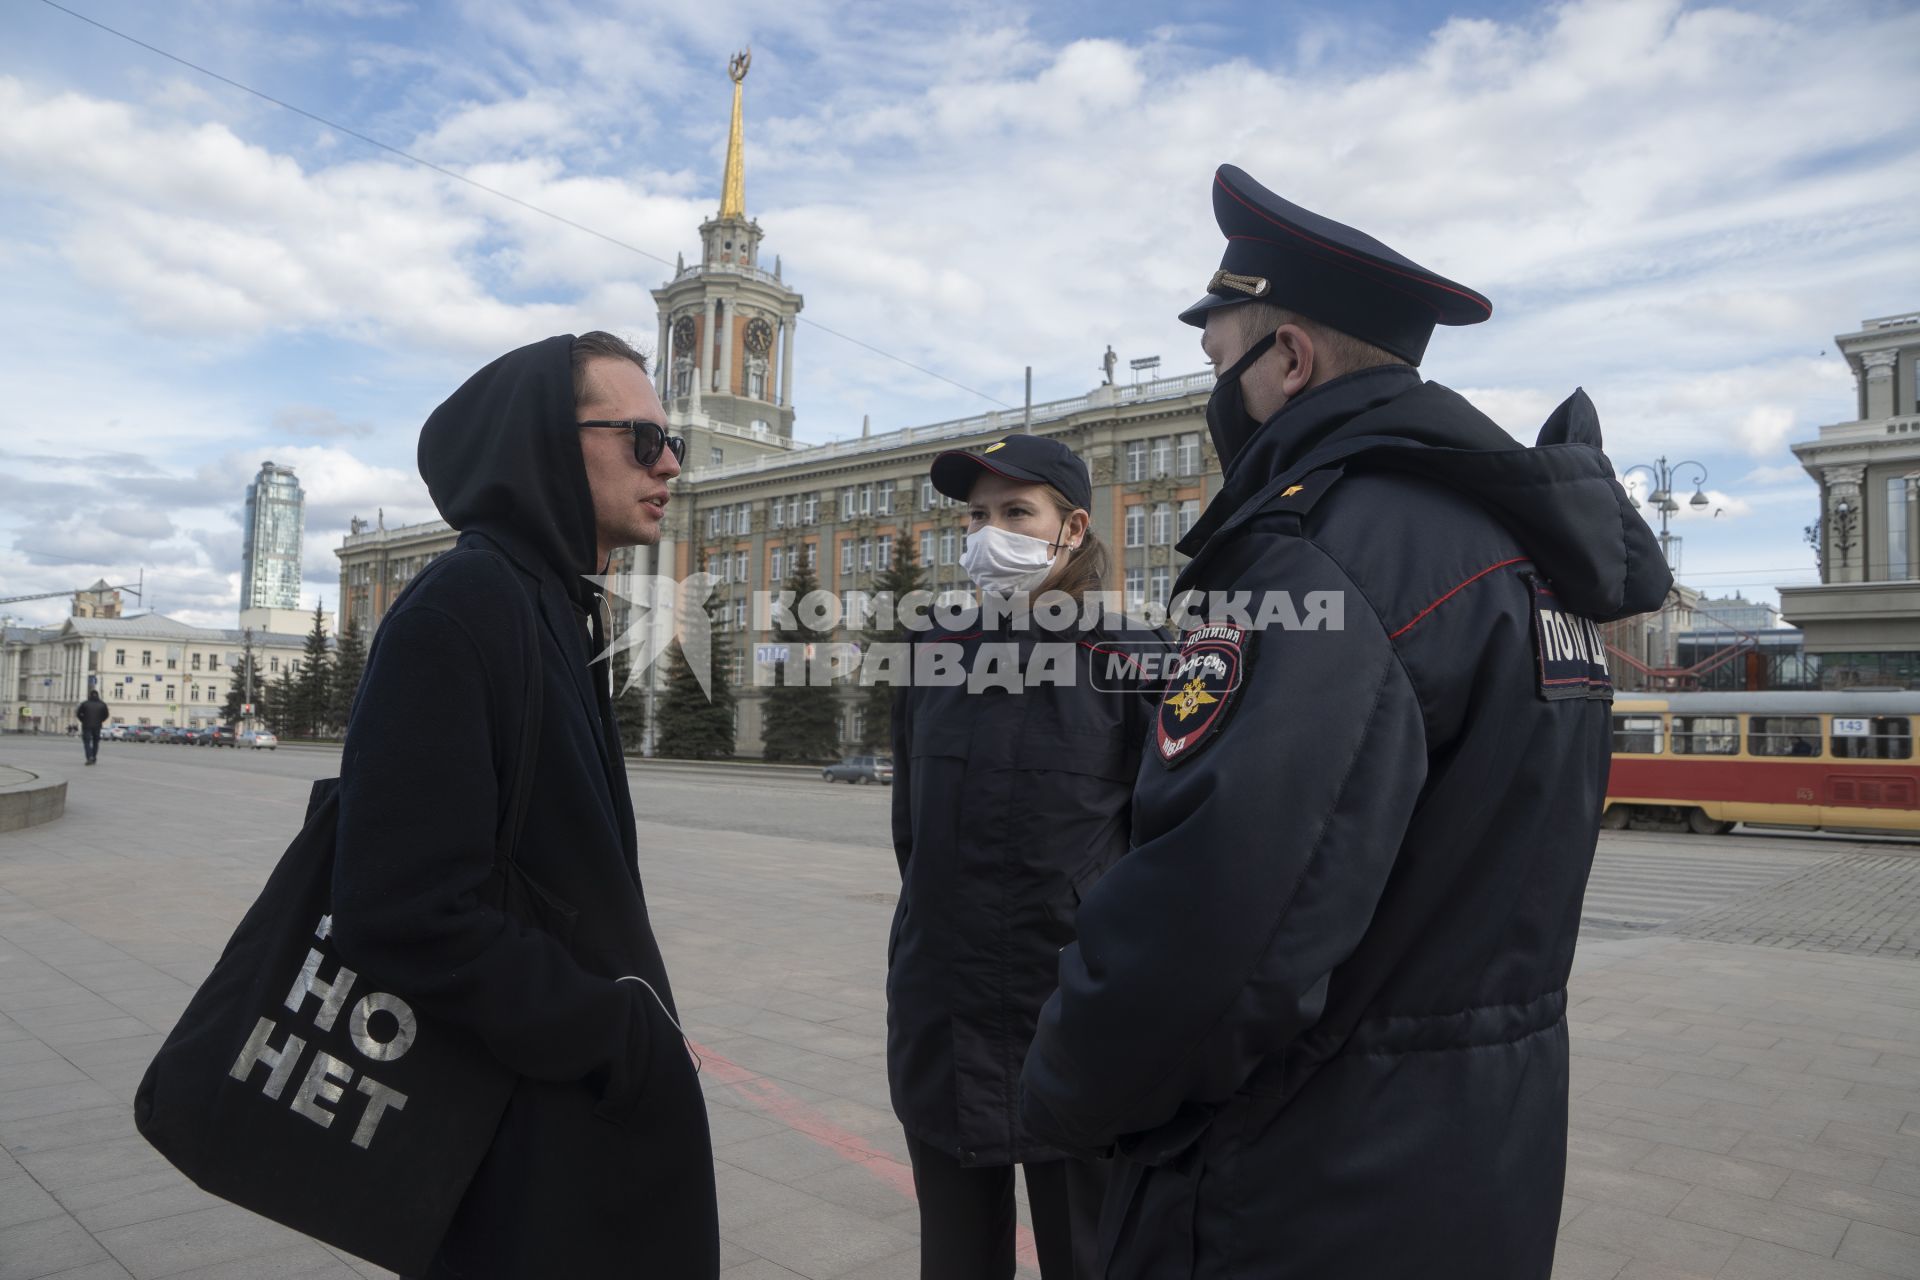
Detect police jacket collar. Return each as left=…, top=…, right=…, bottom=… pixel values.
left=1180, top=364, right=1421, bottom=557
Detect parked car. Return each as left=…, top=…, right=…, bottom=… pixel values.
left=127, top=725, right=156, bottom=743
left=240, top=731, right=278, bottom=751
left=822, top=755, right=893, bottom=785
left=205, top=725, right=237, bottom=748
left=104, top=724, right=129, bottom=741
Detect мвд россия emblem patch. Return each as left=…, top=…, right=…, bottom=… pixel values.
left=1156, top=621, right=1248, bottom=766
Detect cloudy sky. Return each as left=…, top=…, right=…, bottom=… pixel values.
left=2, top=0, right=1915, bottom=629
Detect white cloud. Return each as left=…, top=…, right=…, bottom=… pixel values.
left=1, top=0, right=1915, bottom=597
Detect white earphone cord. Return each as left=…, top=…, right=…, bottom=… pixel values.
left=616, top=975, right=703, bottom=1074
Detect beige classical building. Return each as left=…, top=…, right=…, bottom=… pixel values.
left=2, top=603, right=312, bottom=733
left=334, top=55, right=1218, bottom=755
left=1780, top=311, right=1920, bottom=687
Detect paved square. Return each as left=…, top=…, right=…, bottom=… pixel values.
left=1, top=734, right=1916, bottom=1279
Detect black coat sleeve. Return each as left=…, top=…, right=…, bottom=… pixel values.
left=890, top=682, right=912, bottom=880
left=1021, top=540, right=1427, bottom=1151
left=331, top=601, right=655, bottom=1120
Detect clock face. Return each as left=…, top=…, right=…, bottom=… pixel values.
left=744, top=317, right=774, bottom=356
left=672, top=316, right=696, bottom=351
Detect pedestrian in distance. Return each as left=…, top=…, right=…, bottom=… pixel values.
left=332, top=332, right=718, bottom=1278
left=1020, top=166, right=1672, bottom=1279
left=888, top=434, right=1169, bottom=1280
left=74, top=686, right=109, bottom=765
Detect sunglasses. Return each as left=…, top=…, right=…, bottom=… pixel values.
left=578, top=420, right=688, bottom=469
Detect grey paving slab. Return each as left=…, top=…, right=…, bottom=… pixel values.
left=3, top=736, right=1920, bottom=1280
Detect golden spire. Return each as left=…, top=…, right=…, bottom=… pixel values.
left=720, top=49, right=750, bottom=219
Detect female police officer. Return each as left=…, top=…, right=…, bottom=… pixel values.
left=886, top=434, right=1162, bottom=1280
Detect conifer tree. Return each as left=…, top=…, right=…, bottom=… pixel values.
left=760, top=563, right=841, bottom=762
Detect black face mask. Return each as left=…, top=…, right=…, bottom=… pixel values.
left=1205, top=331, right=1276, bottom=474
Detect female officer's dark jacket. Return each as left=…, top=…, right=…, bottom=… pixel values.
left=888, top=602, right=1167, bottom=1167
left=1020, top=366, right=1670, bottom=1279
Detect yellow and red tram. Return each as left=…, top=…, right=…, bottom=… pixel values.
left=1604, top=692, right=1919, bottom=836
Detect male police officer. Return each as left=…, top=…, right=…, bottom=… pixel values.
left=1020, top=166, right=1671, bottom=1278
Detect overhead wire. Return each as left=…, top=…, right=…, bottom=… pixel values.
left=34, top=0, right=1015, bottom=410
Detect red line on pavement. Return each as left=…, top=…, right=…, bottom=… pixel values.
left=692, top=1040, right=1042, bottom=1270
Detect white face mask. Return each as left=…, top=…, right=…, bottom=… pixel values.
left=961, top=522, right=1073, bottom=595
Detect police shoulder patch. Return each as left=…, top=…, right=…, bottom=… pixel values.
left=1529, top=576, right=1614, bottom=702
left=1156, top=621, right=1250, bottom=766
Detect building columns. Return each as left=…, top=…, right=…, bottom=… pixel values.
left=780, top=318, right=795, bottom=408
left=717, top=299, right=735, bottom=396
left=1862, top=349, right=1898, bottom=421
left=1825, top=464, right=1866, bottom=584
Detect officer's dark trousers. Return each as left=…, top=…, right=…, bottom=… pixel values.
left=81, top=727, right=99, bottom=763
left=905, top=1133, right=1105, bottom=1280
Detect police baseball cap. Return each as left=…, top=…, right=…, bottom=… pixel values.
left=930, top=435, right=1093, bottom=511
left=1178, top=164, right=1491, bottom=365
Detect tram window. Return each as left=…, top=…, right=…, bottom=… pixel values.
left=1831, top=715, right=1913, bottom=760
left=1749, top=715, right=1822, bottom=757
left=1670, top=715, right=1740, bottom=756
left=1611, top=715, right=1664, bottom=754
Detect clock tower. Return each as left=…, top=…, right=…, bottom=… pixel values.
left=651, top=49, right=804, bottom=469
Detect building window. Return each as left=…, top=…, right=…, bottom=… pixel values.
left=842, top=540, right=855, bottom=575
left=1748, top=715, right=1822, bottom=758
left=878, top=535, right=893, bottom=570
left=786, top=496, right=799, bottom=527
left=138, top=686, right=149, bottom=700
left=1889, top=476, right=1914, bottom=580
left=939, top=528, right=956, bottom=565
left=1124, top=568, right=1146, bottom=610
left=772, top=499, right=785, bottom=530
left=1177, top=433, right=1201, bottom=476
left=1125, top=441, right=1148, bottom=482
left=192, top=653, right=202, bottom=670
left=708, top=511, right=723, bottom=537
left=1178, top=499, right=1199, bottom=537
left=737, top=502, right=752, bottom=531
left=805, top=542, right=817, bottom=569
left=734, top=600, right=747, bottom=629
left=711, top=447, right=724, bottom=467
left=734, top=551, right=748, bottom=583
left=269, top=657, right=279, bottom=674
left=921, top=530, right=934, bottom=566
left=166, top=685, right=175, bottom=700
left=878, top=486, right=894, bottom=516
left=168, top=655, right=177, bottom=670
left=1150, top=436, right=1172, bottom=477
left=707, top=553, right=723, bottom=581
left=860, top=538, right=873, bottom=572
left=115, top=649, right=125, bottom=665
left=921, top=479, right=935, bottom=511
left=860, top=485, right=874, bottom=516
left=190, top=684, right=199, bottom=702
left=1125, top=506, right=1146, bottom=548
left=1151, top=503, right=1174, bottom=545
left=771, top=547, right=785, bottom=582
left=141, top=651, right=151, bottom=668
left=1148, top=567, right=1170, bottom=608
left=210, top=654, right=222, bottom=671
left=803, top=493, right=819, bottom=524
left=842, top=489, right=857, bottom=520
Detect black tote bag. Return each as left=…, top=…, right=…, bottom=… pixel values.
left=136, top=554, right=543, bottom=1274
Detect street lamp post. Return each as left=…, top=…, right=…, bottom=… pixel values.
left=1622, top=456, right=1710, bottom=675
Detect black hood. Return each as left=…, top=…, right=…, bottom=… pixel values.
left=1193, top=369, right=1672, bottom=623
left=418, top=335, right=600, bottom=609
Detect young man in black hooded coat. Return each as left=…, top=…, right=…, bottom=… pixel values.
left=332, top=332, right=718, bottom=1277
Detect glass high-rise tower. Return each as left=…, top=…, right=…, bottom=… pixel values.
left=241, top=461, right=305, bottom=611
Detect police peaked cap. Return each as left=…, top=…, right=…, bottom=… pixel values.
left=930, top=434, right=1093, bottom=511
left=1178, top=164, right=1491, bottom=365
